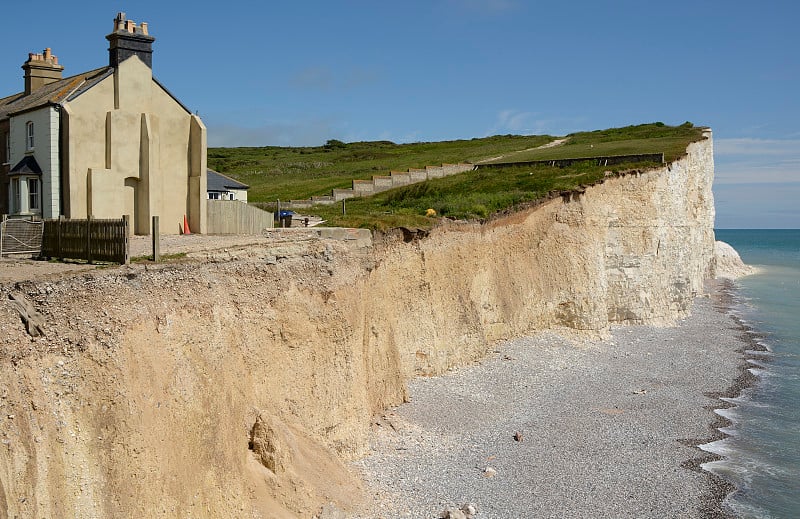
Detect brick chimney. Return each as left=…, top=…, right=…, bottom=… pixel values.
left=22, top=48, right=64, bottom=95
left=106, top=12, right=156, bottom=68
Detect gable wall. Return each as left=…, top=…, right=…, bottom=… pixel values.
left=63, top=57, right=205, bottom=234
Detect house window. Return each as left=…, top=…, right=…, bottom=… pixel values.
left=208, top=192, right=220, bottom=200
left=28, top=178, right=40, bottom=211
left=26, top=121, right=34, bottom=150
left=3, top=132, right=9, bottom=163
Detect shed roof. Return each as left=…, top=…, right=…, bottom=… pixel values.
left=207, top=169, right=249, bottom=191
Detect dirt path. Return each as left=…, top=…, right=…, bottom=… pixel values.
left=0, top=229, right=324, bottom=285
left=476, top=137, right=569, bottom=164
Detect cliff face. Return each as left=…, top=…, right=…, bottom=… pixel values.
left=0, top=134, right=715, bottom=518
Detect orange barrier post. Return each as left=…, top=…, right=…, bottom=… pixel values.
left=183, top=215, right=191, bottom=235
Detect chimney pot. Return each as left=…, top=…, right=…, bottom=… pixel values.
left=22, top=47, right=64, bottom=95
left=107, top=13, right=156, bottom=69
left=115, top=12, right=126, bottom=31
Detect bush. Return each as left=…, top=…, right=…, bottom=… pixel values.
left=324, top=139, right=347, bottom=150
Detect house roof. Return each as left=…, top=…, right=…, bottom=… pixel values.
left=9, top=155, right=43, bottom=176
left=207, top=169, right=249, bottom=191
left=0, top=63, right=192, bottom=120
left=0, top=67, right=112, bottom=119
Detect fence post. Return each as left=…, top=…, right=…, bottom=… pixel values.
left=152, top=215, right=160, bottom=262
left=57, top=215, right=65, bottom=259
left=122, top=215, right=130, bottom=265
left=86, top=216, right=92, bottom=264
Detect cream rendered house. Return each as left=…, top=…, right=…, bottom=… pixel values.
left=0, top=13, right=206, bottom=234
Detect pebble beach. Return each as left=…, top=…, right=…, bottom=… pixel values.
left=353, top=283, right=748, bottom=518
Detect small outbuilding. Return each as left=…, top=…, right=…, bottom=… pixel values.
left=207, top=169, right=249, bottom=203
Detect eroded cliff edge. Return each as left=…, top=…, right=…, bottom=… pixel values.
left=0, top=132, right=716, bottom=518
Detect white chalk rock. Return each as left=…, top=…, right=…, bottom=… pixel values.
left=714, top=241, right=755, bottom=279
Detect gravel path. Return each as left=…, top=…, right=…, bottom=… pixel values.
left=0, top=229, right=321, bottom=284
left=352, top=288, right=745, bottom=518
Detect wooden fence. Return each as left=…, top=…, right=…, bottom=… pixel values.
left=41, top=216, right=130, bottom=264
left=0, top=217, right=44, bottom=256
left=207, top=200, right=274, bottom=234
left=475, top=153, right=665, bottom=169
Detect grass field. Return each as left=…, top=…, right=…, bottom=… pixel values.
left=483, top=122, right=703, bottom=164
left=208, top=122, right=707, bottom=230
left=208, top=134, right=555, bottom=203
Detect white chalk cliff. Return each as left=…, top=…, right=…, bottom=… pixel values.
left=0, top=131, right=721, bottom=517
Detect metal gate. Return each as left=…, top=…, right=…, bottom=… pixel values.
left=0, top=216, right=44, bottom=257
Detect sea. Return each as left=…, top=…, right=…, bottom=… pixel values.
left=702, top=229, right=800, bottom=518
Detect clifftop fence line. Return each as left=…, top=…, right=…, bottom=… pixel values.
left=475, top=153, right=665, bottom=170
left=281, top=163, right=475, bottom=209
left=271, top=155, right=664, bottom=211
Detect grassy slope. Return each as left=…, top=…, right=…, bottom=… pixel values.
left=208, top=135, right=554, bottom=203
left=209, top=123, right=707, bottom=231
left=484, top=122, right=702, bottom=164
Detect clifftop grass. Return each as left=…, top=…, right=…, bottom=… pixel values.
left=209, top=123, right=707, bottom=230
left=208, top=134, right=554, bottom=203
left=484, top=122, right=703, bottom=164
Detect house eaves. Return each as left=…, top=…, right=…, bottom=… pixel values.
left=0, top=67, right=112, bottom=119
left=153, top=77, right=192, bottom=115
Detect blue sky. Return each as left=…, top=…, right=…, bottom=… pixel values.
left=1, top=1, right=797, bottom=228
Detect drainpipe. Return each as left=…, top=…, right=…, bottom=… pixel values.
left=55, top=103, right=64, bottom=217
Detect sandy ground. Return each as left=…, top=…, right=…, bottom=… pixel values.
left=352, top=284, right=746, bottom=519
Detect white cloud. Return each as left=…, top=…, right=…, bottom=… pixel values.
left=715, top=138, right=800, bottom=157
left=288, top=66, right=382, bottom=91
left=714, top=138, right=800, bottom=186
left=493, top=109, right=536, bottom=132
left=207, top=120, right=341, bottom=147
left=289, top=67, right=334, bottom=91
left=487, top=110, right=584, bottom=136
left=714, top=182, right=800, bottom=228
left=446, top=0, right=518, bottom=13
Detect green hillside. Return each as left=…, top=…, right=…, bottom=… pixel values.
left=208, top=134, right=554, bottom=203
left=208, top=122, right=706, bottom=230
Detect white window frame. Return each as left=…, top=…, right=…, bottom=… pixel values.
left=10, top=178, right=20, bottom=213
left=28, top=177, right=40, bottom=212
left=26, top=121, right=34, bottom=150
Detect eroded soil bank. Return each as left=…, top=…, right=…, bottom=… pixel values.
left=0, top=136, right=717, bottom=517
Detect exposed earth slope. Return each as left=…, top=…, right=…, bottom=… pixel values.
left=0, top=133, right=716, bottom=517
